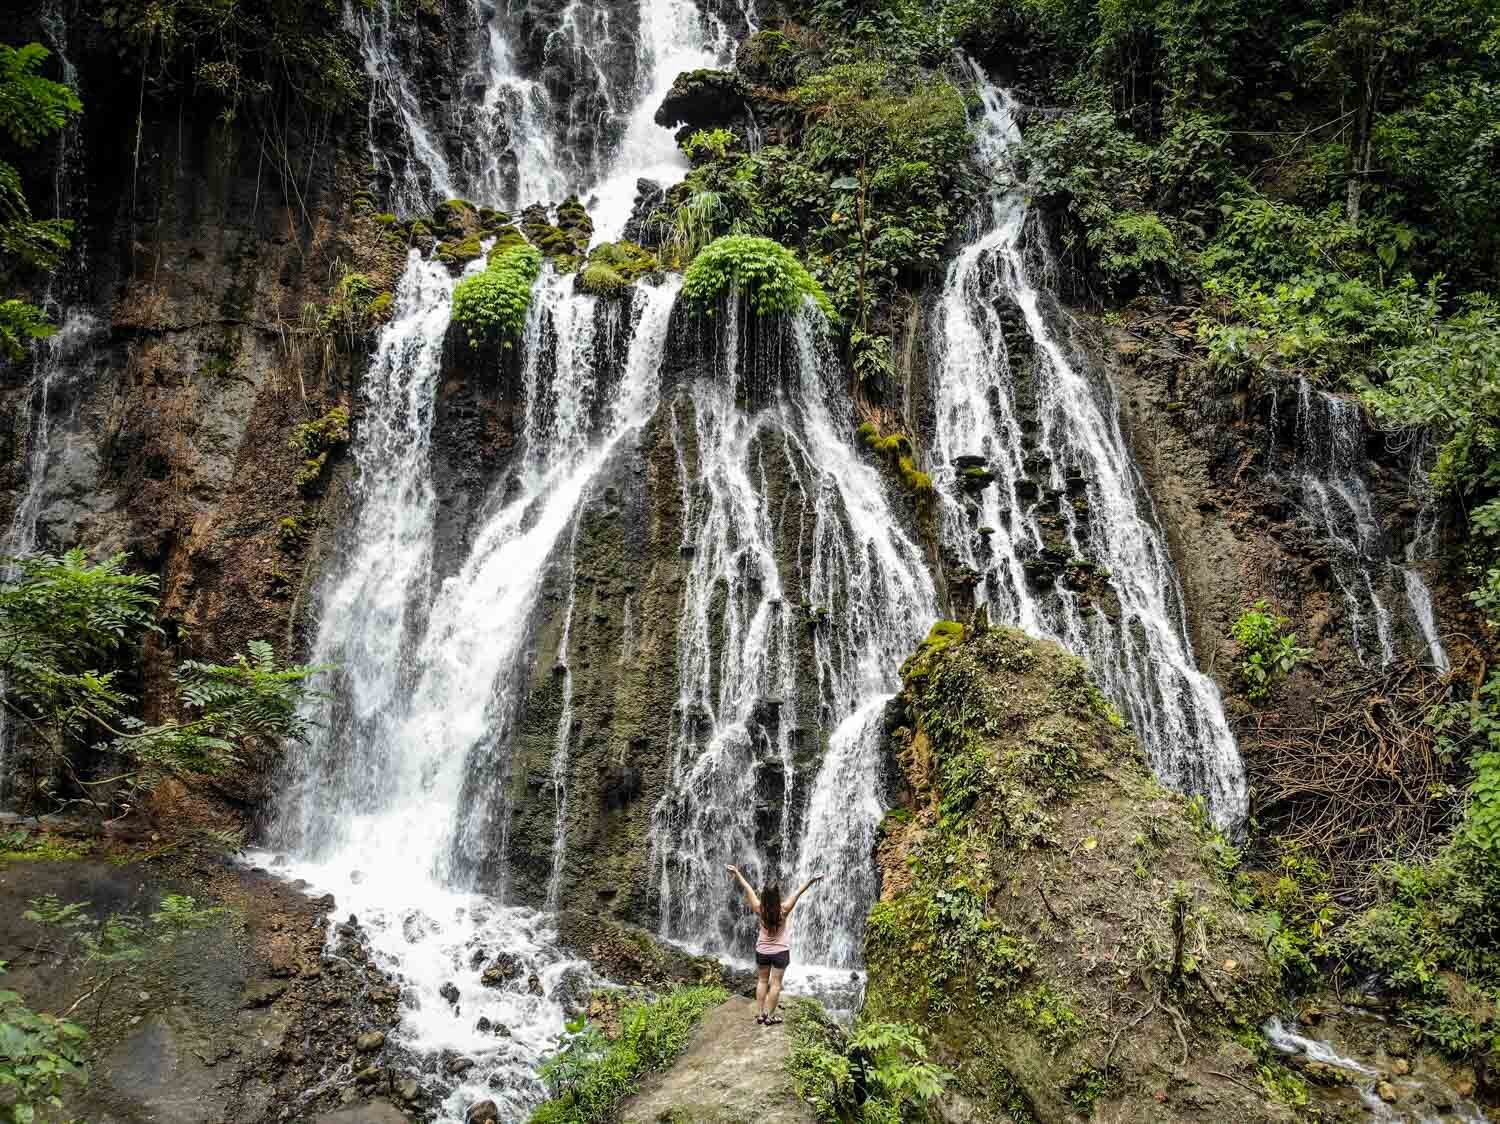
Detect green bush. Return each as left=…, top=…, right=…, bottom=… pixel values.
left=452, top=242, right=543, bottom=348
left=528, top=985, right=726, bottom=1124
left=1231, top=600, right=1310, bottom=703
left=785, top=999, right=949, bottom=1123
left=681, top=234, right=833, bottom=318
left=682, top=127, right=738, bottom=163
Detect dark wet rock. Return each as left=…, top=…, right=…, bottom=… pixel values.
left=527, top=972, right=544, bottom=996
left=622, top=178, right=668, bottom=248
left=440, top=982, right=461, bottom=1005
left=552, top=965, right=593, bottom=1018
left=654, top=68, right=749, bottom=130
left=480, top=954, right=522, bottom=987
left=240, top=979, right=289, bottom=1009
left=466, top=1100, right=500, bottom=1124
left=445, top=1055, right=476, bottom=1077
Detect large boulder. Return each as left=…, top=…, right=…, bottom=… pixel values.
left=654, top=68, right=749, bottom=130
left=868, top=624, right=1285, bottom=1121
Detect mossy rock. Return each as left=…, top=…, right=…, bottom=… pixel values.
left=869, top=626, right=1281, bottom=1121
left=655, top=68, right=749, bottom=129
left=577, top=241, right=660, bottom=297
left=432, top=197, right=479, bottom=236
left=436, top=233, right=486, bottom=265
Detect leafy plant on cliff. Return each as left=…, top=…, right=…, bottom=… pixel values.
left=1231, top=601, right=1310, bottom=703
left=452, top=242, right=543, bottom=348
left=529, top=985, right=726, bottom=1124
left=0, top=43, right=82, bottom=361
left=0, top=550, right=323, bottom=814
left=785, top=999, right=950, bottom=1123
left=682, top=234, right=834, bottom=318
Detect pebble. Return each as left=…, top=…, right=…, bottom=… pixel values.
left=355, top=1031, right=386, bottom=1052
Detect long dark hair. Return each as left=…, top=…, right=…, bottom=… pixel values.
left=760, top=884, right=784, bottom=932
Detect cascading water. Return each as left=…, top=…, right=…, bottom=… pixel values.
left=264, top=275, right=680, bottom=1120
left=1, top=1, right=92, bottom=800
left=647, top=306, right=936, bottom=972
left=931, top=65, right=1246, bottom=829
left=587, top=0, right=752, bottom=240
left=1283, top=378, right=1448, bottom=671
left=348, top=0, right=457, bottom=216
left=353, top=0, right=749, bottom=222
left=0, top=311, right=101, bottom=799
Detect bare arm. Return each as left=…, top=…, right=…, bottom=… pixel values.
left=784, top=874, right=825, bottom=915
left=726, top=865, right=761, bottom=914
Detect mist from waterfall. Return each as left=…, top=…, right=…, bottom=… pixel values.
left=931, top=65, right=1247, bottom=830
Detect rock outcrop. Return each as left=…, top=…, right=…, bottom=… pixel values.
left=867, top=624, right=1284, bottom=1121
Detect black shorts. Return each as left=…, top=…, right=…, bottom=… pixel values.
left=756, top=949, right=790, bottom=969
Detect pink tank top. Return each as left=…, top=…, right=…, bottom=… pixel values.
left=757, top=914, right=790, bottom=955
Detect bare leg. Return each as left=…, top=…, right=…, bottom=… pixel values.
left=767, top=966, right=786, bottom=1020
left=756, top=966, right=770, bottom=1017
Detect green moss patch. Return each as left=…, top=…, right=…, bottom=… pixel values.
left=577, top=241, right=659, bottom=297
left=682, top=234, right=833, bottom=318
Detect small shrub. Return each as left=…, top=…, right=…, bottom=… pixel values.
left=452, top=242, right=543, bottom=348
left=577, top=241, right=658, bottom=296
left=0, top=963, right=88, bottom=1121
left=1231, top=600, right=1310, bottom=702
left=682, top=234, right=833, bottom=319
left=682, top=127, right=738, bottom=163
left=785, top=1000, right=950, bottom=1123
left=528, top=985, right=725, bottom=1123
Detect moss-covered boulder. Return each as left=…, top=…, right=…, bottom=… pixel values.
left=520, top=198, right=592, bottom=274
left=577, top=241, right=659, bottom=297
left=869, top=625, right=1288, bottom=1122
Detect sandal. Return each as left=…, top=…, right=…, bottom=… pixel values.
left=755, top=1013, right=767, bottom=1025
left=766, top=1014, right=784, bottom=1025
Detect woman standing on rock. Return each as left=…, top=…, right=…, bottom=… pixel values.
left=726, top=864, right=824, bottom=1026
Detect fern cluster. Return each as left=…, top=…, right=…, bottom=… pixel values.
left=0, top=550, right=323, bottom=812
left=682, top=234, right=834, bottom=319
left=452, top=242, right=544, bottom=348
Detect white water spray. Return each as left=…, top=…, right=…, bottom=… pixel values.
left=931, top=66, right=1246, bottom=829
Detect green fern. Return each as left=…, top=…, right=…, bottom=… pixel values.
left=0, top=43, right=81, bottom=148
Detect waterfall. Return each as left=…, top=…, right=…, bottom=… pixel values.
left=1, top=3, right=91, bottom=801
left=263, top=275, right=680, bottom=1120
left=1285, top=379, right=1448, bottom=671
left=0, top=311, right=101, bottom=800
left=932, top=67, right=1246, bottom=830
left=647, top=306, right=936, bottom=970
left=353, top=0, right=750, bottom=221
left=587, top=0, right=752, bottom=240
left=347, top=0, right=456, bottom=216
